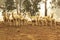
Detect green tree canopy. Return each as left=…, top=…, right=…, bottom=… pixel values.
left=23, top=0, right=31, bottom=12
left=23, top=0, right=41, bottom=16
left=5, top=0, right=16, bottom=11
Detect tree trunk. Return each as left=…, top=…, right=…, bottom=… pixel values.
left=16, top=0, right=19, bottom=14
left=45, top=0, right=47, bottom=16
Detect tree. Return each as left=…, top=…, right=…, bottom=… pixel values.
left=23, top=0, right=31, bottom=12
left=57, top=1, right=60, bottom=6
left=31, top=0, right=41, bottom=16
left=5, top=0, right=16, bottom=11
left=31, top=0, right=41, bottom=15
left=23, top=0, right=41, bottom=16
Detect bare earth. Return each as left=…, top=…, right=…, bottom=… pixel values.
left=0, top=23, right=60, bottom=40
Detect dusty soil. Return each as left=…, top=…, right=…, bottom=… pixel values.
left=0, top=23, right=59, bottom=40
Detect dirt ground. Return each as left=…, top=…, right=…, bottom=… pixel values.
left=0, top=23, right=60, bottom=40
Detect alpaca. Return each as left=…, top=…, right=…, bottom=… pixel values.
left=12, top=12, right=27, bottom=26
left=42, top=17, right=47, bottom=26
left=38, top=17, right=44, bottom=26
left=46, top=16, right=52, bottom=26
left=3, top=12, right=9, bottom=22
left=31, top=16, right=38, bottom=26
left=52, top=18, right=56, bottom=27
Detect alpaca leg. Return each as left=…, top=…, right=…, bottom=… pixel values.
left=14, top=20, right=16, bottom=26
left=43, top=20, right=46, bottom=26
left=16, top=19, right=17, bottom=26
left=54, top=21, right=56, bottom=26
left=39, top=20, right=42, bottom=26
left=9, top=19, right=11, bottom=26
left=50, top=21, right=52, bottom=27
left=52, top=20, right=56, bottom=27
left=18, top=20, right=20, bottom=26
left=46, top=20, right=47, bottom=26
left=13, top=19, right=15, bottom=26
left=41, top=20, right=43, bottom=26
left=19, top=20, right=21, bottom=26
left=54, top=21, right=56, bottom=27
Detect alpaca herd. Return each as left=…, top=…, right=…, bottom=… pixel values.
left=2, top=11, right=56, bottom=26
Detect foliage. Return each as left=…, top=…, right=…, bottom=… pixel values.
left=33, top=0, right=41, bottom=14
left=23, top=0, right=31, bottom=12
left=57, top=1, right=60, bottom=6
left=23, top=0, right=41, bottom=16
left=5, top=0, right=16, bottom=11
